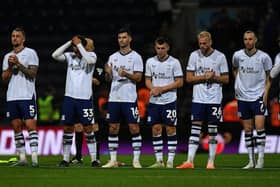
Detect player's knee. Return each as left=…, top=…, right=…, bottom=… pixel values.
left=109, top=124, right=119, bottom=134
left=83, top=124, right=93, bottom=133
left=152, top=124, right=162, bottom=136
left=25, top=119, right=37, bottom=131
left=64, top=125, right=74, bottom=133
left=166, top=125, right=176, bottom=135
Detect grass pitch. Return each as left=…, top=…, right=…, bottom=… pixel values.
left=0, top=154, right=280, bottom=187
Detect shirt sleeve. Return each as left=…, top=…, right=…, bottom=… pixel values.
left=133, top=54, right=143, bottom=73
left=220, top=54, right=229, bottom=74
left=173, top=59, right=183, bottom=77
left=29, top=49, right=39, bottom=66
left=186, top=52, right=196, bottom=71
left=232, top=52, right=239, bottom=68
left=263, top=53, right=272, bottom=71
left=2, top=54, right=9, bottom=71
left=145, top=59, right=152, bottom=77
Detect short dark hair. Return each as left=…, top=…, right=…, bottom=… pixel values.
left=155, top=36, right=170, bottom=45
left=13, top=27, right=26, bottom=38
left=117, top=26, right=132, bottom=36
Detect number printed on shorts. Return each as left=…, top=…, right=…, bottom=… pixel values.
left=29, top=105, right=35, bottom=116
left=166, top=109, right=176, bottom=120
left=211, top=106, right=221, bottom=118
left=130, top=107, right=139, bottom=118
left=83, top=108, right=94, bottom=118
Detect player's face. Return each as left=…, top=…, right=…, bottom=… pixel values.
left=118, top=32, right=131, bottom=48
left=243, top=33, right=257, bottom=50
left=11, top=31, right=25, bottom=48
left=155, top=42, right=169, bottom=59
left=198, top=36, right=212, bottom=54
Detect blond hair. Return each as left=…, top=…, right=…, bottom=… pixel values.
left=85, top=38, right=94, bottom=51
left=197, top=31, right=212, bottom=40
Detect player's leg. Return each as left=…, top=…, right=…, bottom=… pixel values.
left=71, top=123, right=83, bottom=164
left=83, top=124, right=98, bottom=166
left=21, top=98, right=38, bottom=167
left=8, top=101, right=27, bottom=166
left=206, top=104, right=222, bottom=169
left=166, top=125, right=177, bottom=168
left=253, top=98, right=266, bottom=168
left=238, top=100, right=255, bottom=169
left=92, top=123, right=101, bottom=167
left=164, top=102, right=178, bottom=168
left=59, top=96, right=75, bottom=167
left=102, top=102, right=120, bottom=168
left=126, top=102, right=142, bottom=168
left=147, top=103, right=164, bottom=168
left=177, top=103, right=204, bottom=169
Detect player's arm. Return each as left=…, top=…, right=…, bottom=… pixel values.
left=118, top=69, right=142, bottom=82
left=76, top=43, right=96, bottom=64
left=104, top=63, right=113, bottom=82
left=51, top=41, right=71, bottom=61
left=263, top=71, right=271, bottom=106
left=211, top=72, right=229, bottom=84
left=8, top=55, right=38, bottom=79
left=2, top=69, right=12, bottom=83
left=270, top=62, right=280, bottom=78
left=186, top=70, right=210, bottom=84
left=18, top=64, right=38, bottom=79
left=153, top=77, right=183, bottom=96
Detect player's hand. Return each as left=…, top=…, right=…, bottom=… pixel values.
left=8, top=55, right=19, bottom=66
left=92, top=77, right=100, bottom=86
left=151, top=87, right=162, bottom=96
left=72, top=36, right=81, bottom=46
left=118, top=68, right=127, bottom=77
left=205, top=70, right=215, bottom=82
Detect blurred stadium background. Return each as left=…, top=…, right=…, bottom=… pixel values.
left=1, top=0, right=280, bottom=156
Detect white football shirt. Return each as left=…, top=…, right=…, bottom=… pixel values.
left=2, top=47, right=39, bottom=101
left=145, top=55, right=183, bottom=104
left=187, top=49, right=229, bottom=104
left=64, top=52, right=96, bottom=99
left=107, top=50, right=143, bottom=102
left=232, top=49, right=272, bottom=101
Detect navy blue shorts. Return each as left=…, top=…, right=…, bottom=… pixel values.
left=147, top=101, right=177, bottom=126
left=7, top=97, right=37, bottom=121
left=191, top=102, right=222, bottom=123
left=106, top=101, right=139, bottom=124
left=237, top=98, right=265, bottom=120
left=61, top=96, right=94, bottom=125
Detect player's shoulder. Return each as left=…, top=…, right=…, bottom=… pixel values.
left=24, top=47, right=37, bottom=54
left=232, top=49, right=244, bottom=57
left=213, top=49, right=225, bottom=56
left=256, top=49, right=270, bottom=57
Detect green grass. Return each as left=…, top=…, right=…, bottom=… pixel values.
left=0, top=154, right=280, bottom=187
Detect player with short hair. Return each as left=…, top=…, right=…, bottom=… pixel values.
left=102, top=27, right=143, bottom=168
left=232, top=31, right=272, bottom=169
left=70, top=38, right=105, bottom=167
left=2, top=27, right=39, bottom=167
left=177, top=31, right=229, bottom=169
left=52, top=35, right=98, bottom=167
left=145, top=37, right=183, bottom=168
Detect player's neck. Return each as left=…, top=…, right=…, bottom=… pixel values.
left=119, top=46, right=132, bottom=55
left=13, top=45, right=24, bottom=53
left=202, top=48, right=214, bottom=57
left=245, top=47, right=257, bottom=56
left=157, top=54, right=169, bottom=62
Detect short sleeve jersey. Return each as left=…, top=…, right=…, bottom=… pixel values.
left=107, top=50, right=143, bottom=102
left=2, top=47, right=39, bottom=101
left=145, top=55, right=183, bottom=104
left=187, top=49, right=229, bottom=104
left=232, top=49, right=272, bottom=101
